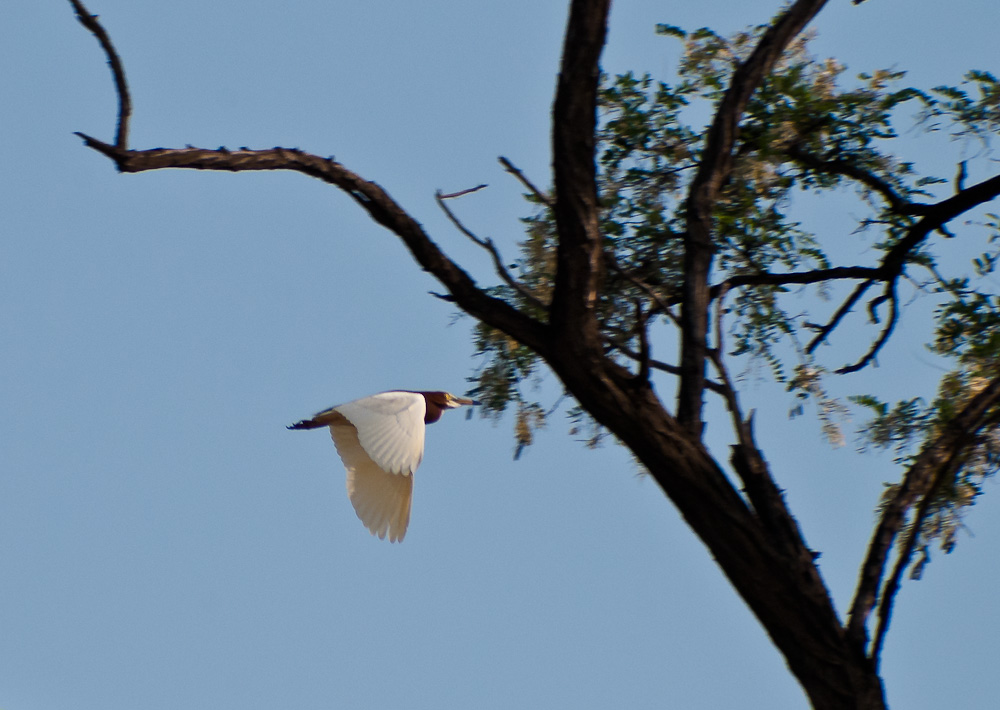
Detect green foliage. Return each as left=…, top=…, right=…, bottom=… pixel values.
left=860, top=373, right=1000, bottom=578
left=920, top=70, right=1000, bottom=144
left=469, top=23, right=1000, bottom=550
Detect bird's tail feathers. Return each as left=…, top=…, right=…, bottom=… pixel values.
left=287, top=408, right=350, bottom=430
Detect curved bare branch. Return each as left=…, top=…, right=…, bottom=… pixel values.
left=68, top=0, right=131, bottom=149
left=75, top=133, right=551, bottom=357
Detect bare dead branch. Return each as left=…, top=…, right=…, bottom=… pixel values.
left=438, top=184, right=488, bottom=199
left=499, top=156, right=552, bottom=207
left=434, top=189, right=548, bottom=312
left=68, top=0, right=131, bottom=149
left=679, top=0, right=830, bottom=433
left=75, top=133, right=552, bottom=357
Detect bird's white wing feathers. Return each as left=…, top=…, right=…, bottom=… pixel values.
left=330, top=423, right=412, bottom=542
left=333, top=391, right=426, bottom=475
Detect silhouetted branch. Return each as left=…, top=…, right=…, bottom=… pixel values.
left=602, top=334, right=727, bottom=394
left=68, top=0, right=131, bottom=149
left=499, top=156, right=552, bottom=207
left=438, top=183, right=488, bottom=199
left=548, top=0, right=610, bottom=345
left=74, top=133, right=552, bottom=357
left=713, top=265, right=884, bottom=298
left=834, top=283, right=898, bottom=374
left=785, top=145, right=926, bottom=215
left=807, top=172, right=1000, bottom=363
left=435, top=188, right=547, bottom=312
left=847, top=374, right=1000, bottom=653
left=679, top=0, right=830, bottom=432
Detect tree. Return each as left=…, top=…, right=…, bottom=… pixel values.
left=65, top=0, right=1000, bottom=707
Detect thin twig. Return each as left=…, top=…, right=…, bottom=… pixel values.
left=499, top=156, right=552, bottom=207
left=708, top=284, right=746, bottom=431
left=434, top=189, right=547, bottom=312
left=439, top=184, right=488, bottom=199
left=602, top=335, right=727, bottom=394
left=68, top=0, right=131, bottom=149
left=835, top=283, right=898, bottom=374
left=634, top=300, right=651, bottom=383
left=605, top=255, right=681, bottom=326
left=806, top=280, right=875, bottom=354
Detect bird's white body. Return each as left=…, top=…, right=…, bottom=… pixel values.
left=328, top=392, right=425, bottom=542
left=290, top=390, right=475, bottom=542
left=334, top=392, right=426, bottom=475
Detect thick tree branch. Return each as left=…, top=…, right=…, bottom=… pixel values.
left=678, top=0, right=829, bottom=433
left=712, top=265, right=884, bottom=298
left=868, top=449, right=964, bottom=665
left=75, top=134, right=551, bottom=357
left=549, top=0, right=610, bottom=345
left=847, top=374, right=1000, bottom=653
left=68, top=3, right=893, bottom=706
left=785, top=145, right=927, bottom=216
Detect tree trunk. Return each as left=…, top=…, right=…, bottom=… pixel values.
left=550, top=353, right=888, bottom=709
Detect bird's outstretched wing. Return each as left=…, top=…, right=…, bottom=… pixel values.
left=333, top=391, right=426, bottom=475
left=330, top=422, right=413, bottom=542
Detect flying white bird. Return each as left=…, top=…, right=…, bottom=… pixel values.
left=288, top=391, right=477, bottom=542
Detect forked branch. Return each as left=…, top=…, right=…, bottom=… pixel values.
left=435, top=187, right=548, bottom=312
left=847, top=374, right=1000, bottom=654
left=808, top=173, right=1000, bottom=361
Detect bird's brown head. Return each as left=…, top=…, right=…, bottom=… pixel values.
left=420, top=391, right=478, bottom=424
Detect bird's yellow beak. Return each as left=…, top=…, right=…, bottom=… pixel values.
left=447, top=394, right=479, bottom=408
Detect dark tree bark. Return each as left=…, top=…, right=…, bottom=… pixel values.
left=66, top=0, right=1000, bottom=707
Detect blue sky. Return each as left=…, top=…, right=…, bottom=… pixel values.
left=3, top=1, right=999, bottom=708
